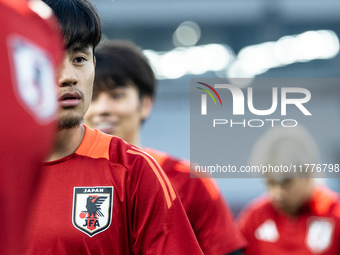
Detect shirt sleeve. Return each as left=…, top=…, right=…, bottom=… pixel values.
left=125, top=148, right=204, bottom=254
left=237, top=205, right=253, bottom=242
left=185, top=175, right=247, bottom=255
left=237, top=199, right=266, bottom=255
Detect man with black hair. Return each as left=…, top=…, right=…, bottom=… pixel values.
left=25, top=1, right=203, bottom=254
left=85, top=40, right=247, bottom=255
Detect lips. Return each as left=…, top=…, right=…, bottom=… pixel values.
left=58, top=91, right=81, bottom=107
left=94, top=121, right=117, bottom=135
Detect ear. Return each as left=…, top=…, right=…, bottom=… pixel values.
left=140, top=95, right=153, bottom=121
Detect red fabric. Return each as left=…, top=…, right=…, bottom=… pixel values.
left=25, top=126, right=203, bottom=255
left=144, top=148, right=247, bottom=255
left=0, top=0, right=62, bottom=254
left=0, top=0, right=28, bottom=14
left=238, top=187, right=340, bottom=255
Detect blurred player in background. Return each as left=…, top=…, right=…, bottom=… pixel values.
left=85, top=40, right=247, bottom=255
left=25, top=0, right=204, bottom=254
left=0, top=0, right=62, bottom=253
left=238, top=126, right=340, bottom=255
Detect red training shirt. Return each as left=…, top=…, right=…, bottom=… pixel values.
left=238, top=186, right=340, bottom=255
left=0, top=0, right=62, bottom=253
left=25, top=125, right=203, bottom=255
left=144, top=148, right=247, bottom=255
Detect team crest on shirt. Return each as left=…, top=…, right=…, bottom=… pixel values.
left=72, top=187, right=113, bottom=237
left=306, top=217, right=334, bottom=253
left=254, top=219, right=279, bottom=243
left=8, top=35, right=57, bottom=124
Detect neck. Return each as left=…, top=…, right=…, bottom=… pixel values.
left=121, top=127, right=141, bottom=148
left=128, top=135, right=141, bottom=148
left=284, top=182, right=315, bottom=217
left=46, top=124, right=85, bottom=162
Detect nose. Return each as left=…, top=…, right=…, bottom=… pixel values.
left=58, top=56, right=78, bottom=87
left=270, top=185, right=285, bottom=203
left=89, top=93, right=114, bottom=117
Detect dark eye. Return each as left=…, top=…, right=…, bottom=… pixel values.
left=112, top=92, right=124, bottom=99
left=108, top=89, right=125, bottom=100
left=74, top=57, right=86, bottom=64
left=281, top=178, right=293, bottom=188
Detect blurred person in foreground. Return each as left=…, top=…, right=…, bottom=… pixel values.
left=84, top=40, right=247, bottom=255
left=0, top=0, right=62, bottom=253
left=24, top=1, right=204, bottom=254
left=238, top=125, right=340, bottom=255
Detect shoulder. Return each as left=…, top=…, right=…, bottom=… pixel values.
left=143, top=148, right=187, bottom=174
left=78, top=127, right=178, bottom=209
left=110, top=142, right=178, bottom=210
left=238, top=195, right=273, bottom=228
left=143, top=148, right=221, bottom=200
left=142, top=148, right=191, bottom=185
left=77, top=126, right=163, bottom=176
left=310, top=186, right=340, bottom=218
left=111, top=141, right=162, bottom=174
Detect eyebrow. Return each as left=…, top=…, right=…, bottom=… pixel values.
left=68, top=45, right=92, bottom=54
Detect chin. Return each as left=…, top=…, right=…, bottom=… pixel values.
left=58, top=116, right=83, bottom=130
left=272, top=202, right=285, bottom=211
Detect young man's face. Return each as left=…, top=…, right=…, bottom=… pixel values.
left=84, top=82, right=151, bottom=144
left=266, top=177, right=312, bottom=216
left=57, top=46, right=95, bottom=129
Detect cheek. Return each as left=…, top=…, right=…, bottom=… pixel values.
left=268, top=189, right=279, bottom=201
left=84, top=88, right=93, bottom=107
left=284, top=187, right=302, bottom=206
left=116, top=100, right=140, bottom=117
left=84, top=106, right=94, bottom=122
left=84, top=72, right=95, bottom=97
left=85, top=64, right=95, bottom=85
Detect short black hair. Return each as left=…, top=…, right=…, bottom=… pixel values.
left=94, top=40, right=156, bottom=99
left=42, top=0, right=101, bottom=51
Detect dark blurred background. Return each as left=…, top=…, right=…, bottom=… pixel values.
left=91, top=0, right=340, bottom=216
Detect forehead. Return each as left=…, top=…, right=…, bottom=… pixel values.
left=93, top=78, right=138, bottom=91
left=266, top=177, right=294, bottom=186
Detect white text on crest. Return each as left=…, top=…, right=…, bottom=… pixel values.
left=84, top=188, right=104, bottom=193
